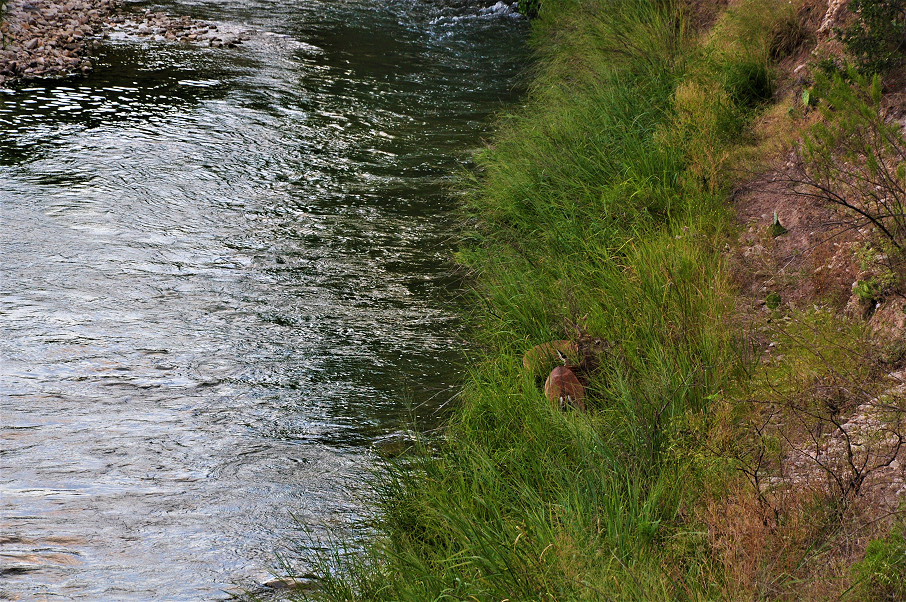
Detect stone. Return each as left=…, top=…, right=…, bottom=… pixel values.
left=0, top=0, right=248, bottom=85
left=261, top=575, right=319, bottom=593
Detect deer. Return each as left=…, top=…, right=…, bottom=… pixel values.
left=543, top=349, right=586, bottom=411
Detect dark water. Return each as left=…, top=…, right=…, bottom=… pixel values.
left=0, top=2, right=526, bottom=598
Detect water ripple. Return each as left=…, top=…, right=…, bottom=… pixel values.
left=0, top=0, right=527, bottom=599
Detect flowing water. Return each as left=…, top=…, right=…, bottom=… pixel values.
left=0, top=1, right=526, bottom=598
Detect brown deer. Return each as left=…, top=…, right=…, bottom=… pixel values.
left=524, top=328, right=614, bottom=412
left=544, top=351, right=586, bottom=411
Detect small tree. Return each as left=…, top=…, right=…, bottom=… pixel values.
left=791, top=69, right=906, bottom=256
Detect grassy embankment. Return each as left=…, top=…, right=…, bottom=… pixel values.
left=301, top=0, right=906, bottom=599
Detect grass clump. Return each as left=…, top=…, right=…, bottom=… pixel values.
left=722, top=59, right=774, bottom=111
left=851, top=516, right=906, bottom=601
left=300, top=0, right=793, bottom=600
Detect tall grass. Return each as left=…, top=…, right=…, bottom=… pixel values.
left=302, top=0, right=788, bottom=599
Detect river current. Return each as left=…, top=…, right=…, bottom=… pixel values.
left=0, top=1, right=526, bottom=598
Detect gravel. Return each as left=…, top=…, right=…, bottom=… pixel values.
left=0, top=0, right=249, bottom=85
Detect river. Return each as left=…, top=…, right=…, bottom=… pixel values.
left=0, top=1, right=526, bottom=598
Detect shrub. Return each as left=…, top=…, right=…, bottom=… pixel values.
left=838, top=0, right=906, bottom=75
left=517, top=0, right=541, bottom=18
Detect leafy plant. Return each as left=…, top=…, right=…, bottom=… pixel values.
left=853, top=278, right=881, bottom=305
left=769, top=211, right=787, bottom=237
left=838, top=0, right=906, bottom=75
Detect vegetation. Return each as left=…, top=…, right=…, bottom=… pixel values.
left=838, top=0, right=906, bottom=75
left=796, top=69, right=906, bottom=255
left=690, top=308, right=906, bottom=597
left=516, top=0, right=541, bottom=19
left=852, top=515, right=906, bottom=601
left=291, top=1, right=906, bottom=600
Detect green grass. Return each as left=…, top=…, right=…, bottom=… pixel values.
left=851, top=515, right=906, bottom=601
left=298, top=0, right=791, bottom=599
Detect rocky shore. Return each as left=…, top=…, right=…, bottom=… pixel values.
left=0, top=0, right=248, bottom=85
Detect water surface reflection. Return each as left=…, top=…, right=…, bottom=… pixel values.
left=0, top=0, right=526, bottom=598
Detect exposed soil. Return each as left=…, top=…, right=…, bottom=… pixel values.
left=730, top=167, right=860, bottom=311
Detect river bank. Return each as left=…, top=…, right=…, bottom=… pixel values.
left=303, top=0, right=906, bottom=599
left=0, top=0, right=247, bottom=85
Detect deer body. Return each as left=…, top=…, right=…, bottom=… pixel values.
left=544, top=366, right=586, bottom=411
